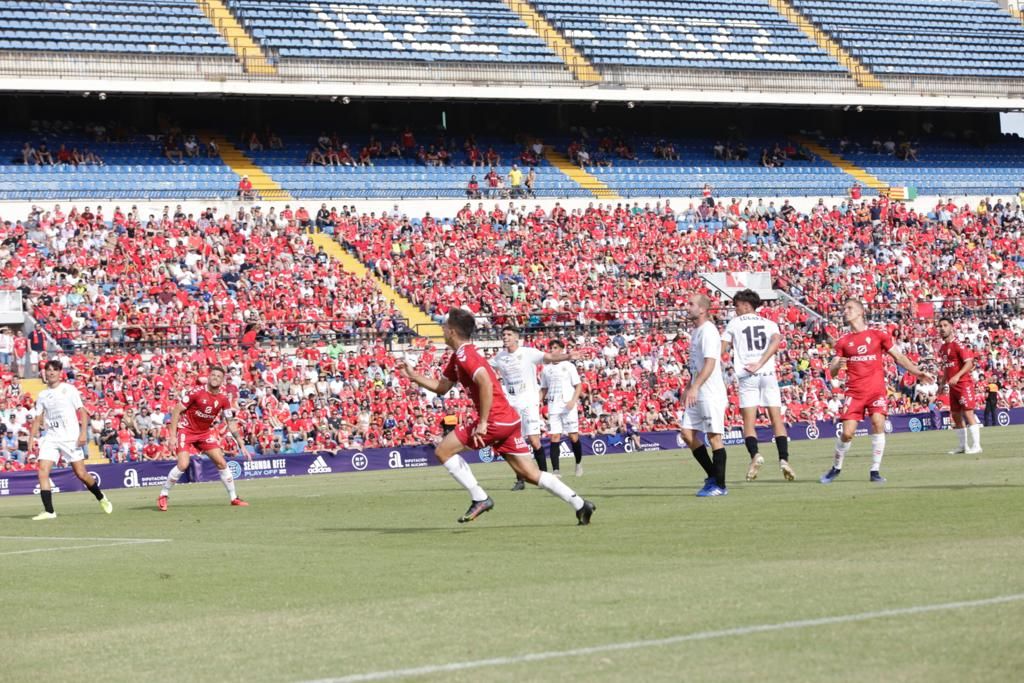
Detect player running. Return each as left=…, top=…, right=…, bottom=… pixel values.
left=937, top=317, right=982, bottom=454
left=820, top=299, right=932, bottom=484
left=539, top=339, right=585, bottom=477
left=722, top=289, right=795, bottom=482
left=398, top=308, right=595, bottom=525
left=28, top=360, right=113, bottom=520
left=158, top=366, right=249, bottom=510
left=491, top=326, right=578, bottom=487
left=678, top=293, right=731, bottom=497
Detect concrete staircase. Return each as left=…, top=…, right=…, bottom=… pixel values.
left=543, top=146, right=620, bottom=199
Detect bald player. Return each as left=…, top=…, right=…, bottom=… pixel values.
left=678, top=293, right=731, bottom=497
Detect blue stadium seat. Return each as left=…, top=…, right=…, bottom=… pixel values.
left=792, top=0, right=1024, bottom=78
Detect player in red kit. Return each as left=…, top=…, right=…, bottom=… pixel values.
left=937, top=317, right=982, bottom=454
left=157, top=366, right=249, bottom=510
left=821, top=299, right=932, bottom=484
left=398, top=308, right=595, bottom=525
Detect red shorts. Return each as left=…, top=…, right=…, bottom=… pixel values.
left=454, top=420, right=531, bottom=457
left=949, top=383, right=979, bottom=412
left=177, top=429, right=220, bottom=454
left=839, top=393, right=888, bottom=422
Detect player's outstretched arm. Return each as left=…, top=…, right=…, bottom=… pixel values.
left=888, top=349, right=933, bottom=383
left=542, top=348, right=581, bottom=363
left=397, top=363, right=454, bottom=396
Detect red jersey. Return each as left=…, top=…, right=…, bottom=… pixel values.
left=442, top=343, right=520, bottom=425
left=179, top=387, right=232, bottom=432
left=836, top=328, right=893, bottom=398
left=938, top=339, right=972, bottom=383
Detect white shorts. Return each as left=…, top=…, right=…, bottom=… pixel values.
left=737, top=373, right=782, bottom=409
left=511, top=401, right=541, bottom=437
left=679, top=399, right=726, bottom=435
left=548, top=408, right=579, bottom=435
left=38, top=438, right=86, bottom=464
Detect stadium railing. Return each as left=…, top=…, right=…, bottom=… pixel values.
left=4, top=51, right=1024, bottom=98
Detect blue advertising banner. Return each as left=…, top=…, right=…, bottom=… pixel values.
left=0, top=408, right=1019, bottom=497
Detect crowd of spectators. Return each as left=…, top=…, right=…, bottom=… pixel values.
left=466, top=165, right=536, bottom=200
left=335, top=193, right=1024, bottom=414
left=0, top=202, right=410, bottom=355
left=3, top=193, right=1024, bottom=468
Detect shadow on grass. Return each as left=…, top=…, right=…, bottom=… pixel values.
left=587, top=492, right=683, bottom=498
left=597, top=486, right=690, bottom=491
left=318, top=523, right=562, bottom=534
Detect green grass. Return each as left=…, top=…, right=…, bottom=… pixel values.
left=3, top=427, right=1024, bottom=683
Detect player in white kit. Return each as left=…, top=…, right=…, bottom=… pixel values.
left=27, top=360, right=113, bottom=519
left=678, top=293, right=731, bottom=497
left=491, top=326, right=578, bottom=489
left=722, top=289, right=795, bottom=482
left=540, top=339, right=585, bottom=476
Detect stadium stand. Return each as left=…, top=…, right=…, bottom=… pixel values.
left=0, top=0, right=233, bottom=56
left=532, top=0, right=851, bottom=79
left=564, top=136, right=859, bottom=197
left=246, top=133, right=592, bottom=199
left=822, top=135, right=1024, bottom=196
left=0, top=132, right=240, bottom=201
left=4, top=191, right=1024, bottom=465
left=1, top=203, right=406, bottom=354
left=7, top=121, right=1024, bottom=201
left=791, top=0, right=1024, bottom=78
left=232, top=0, right=561, bottom=64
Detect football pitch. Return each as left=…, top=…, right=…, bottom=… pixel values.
left=2, top=427, right=1023, bottom=683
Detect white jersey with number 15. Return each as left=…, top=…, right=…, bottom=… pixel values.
left=723, top=314, right=780, bottom=377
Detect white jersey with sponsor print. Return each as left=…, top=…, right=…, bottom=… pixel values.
left=491, top=345, right=545, bottom=404
left=540, top=361, right=581, bottom=407
left=723, top=313, right=780, bottom=378
left=688, top=320, right=727, bottom=401
left=35, top=382, right=84, bottom=441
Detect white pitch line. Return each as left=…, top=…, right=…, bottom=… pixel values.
left=0, top=536, right=170, bottom=542
left=302, top=592, right=1024, bottom=683
left=0, top=537, right=170, bottom=557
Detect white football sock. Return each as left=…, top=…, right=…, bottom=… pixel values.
left=443, top=455, right=487, bottom=501
left=537, top=471, right=585, bottom=511
left=968, top=423, right=981, bottom=450
left=870, top=433, right=886, bottom=472
left=957, top=428, right=967, bottom=450
left=218, top=468, right=237, bottom=500
left=833, top=436, right=852, bottom=470
left=160, top=466, right=184, bottom=497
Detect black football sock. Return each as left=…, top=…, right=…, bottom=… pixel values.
left=691, top=445, right=714, bottom=478
left=40, top=489, right=54, bottom=513
left=775, top=436, right=790, bottom=462
left=571, top=439, right=582, bottom=464
left=713, top=448, right=728, bottom=489
left=549, top=441, right=560, bottom=472
left=744, top=436, right=759, bottom=458
left=533, top=446, right=547, bottom=472
left=87, top=481, right=104, bottom=501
